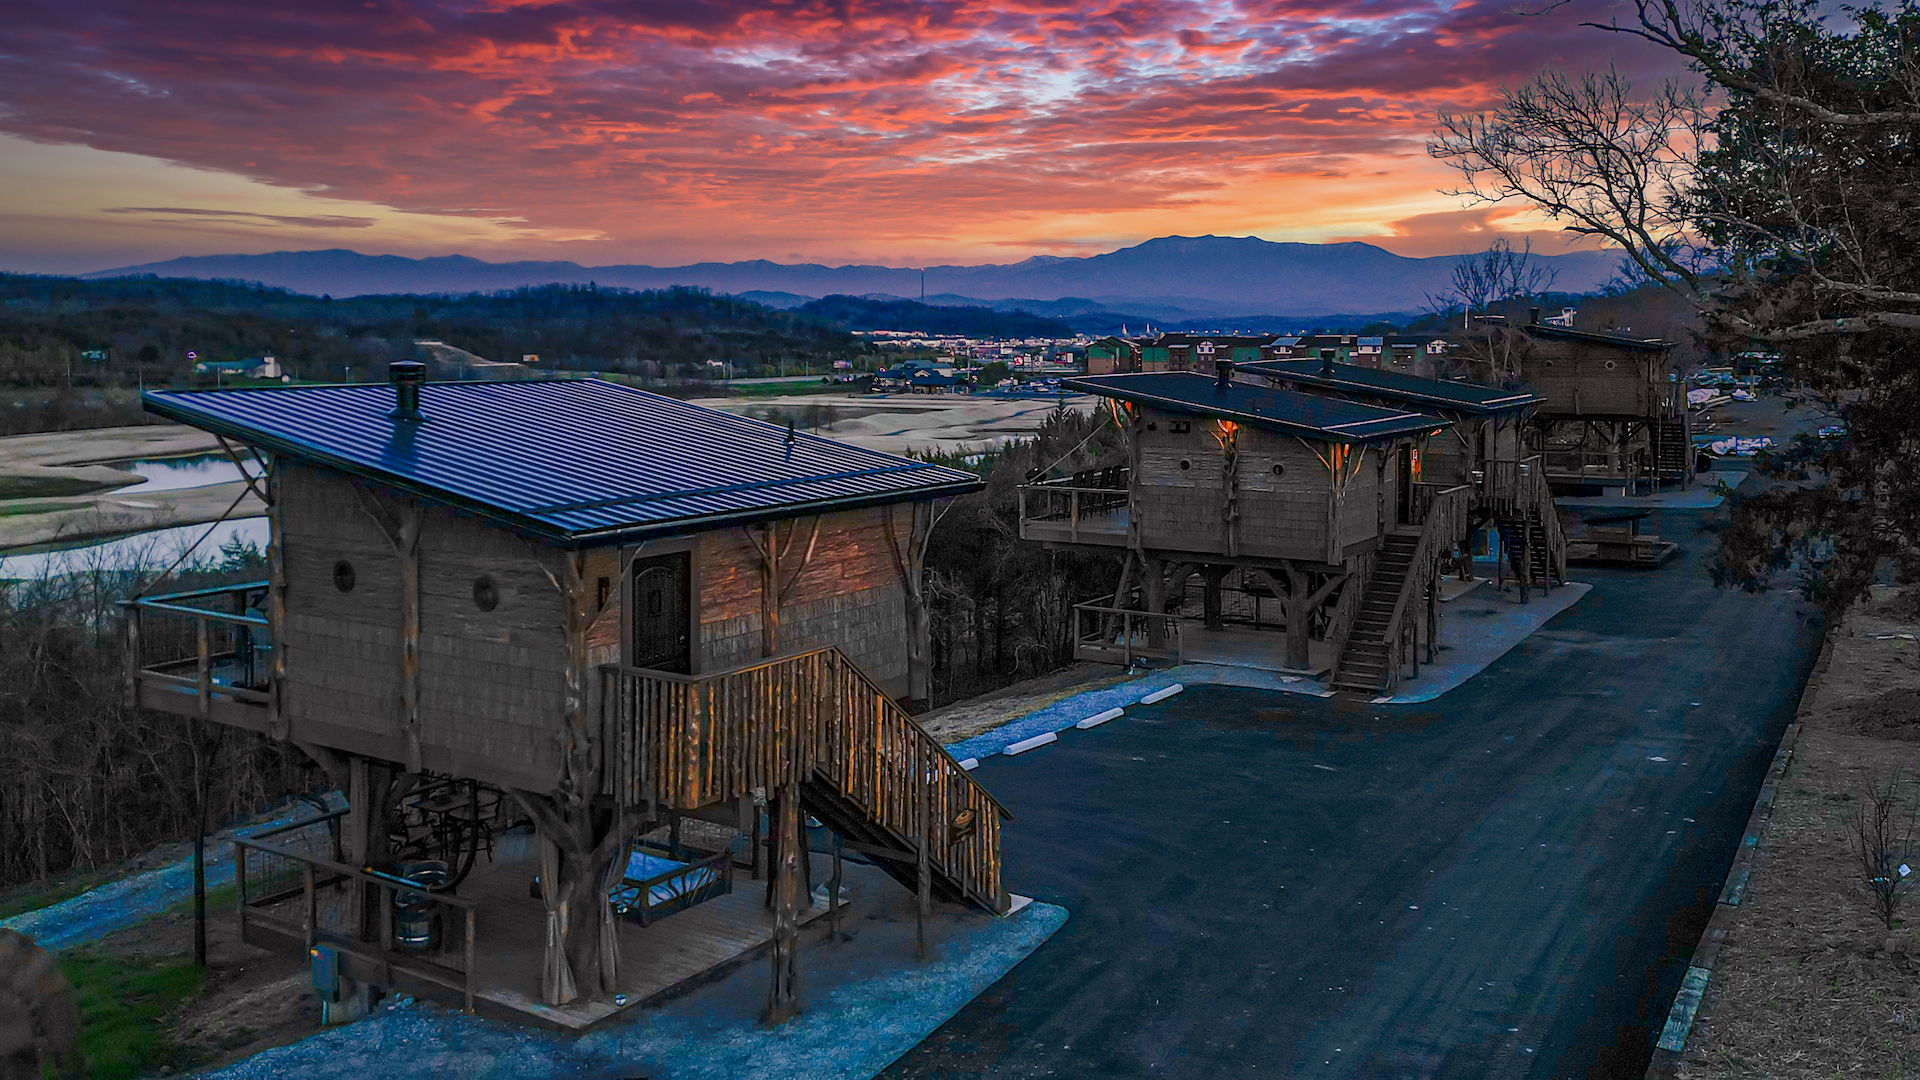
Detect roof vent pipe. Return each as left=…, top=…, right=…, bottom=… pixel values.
left=1215, top=359, right=1234, bottom=388
left=388, top=359, right=426, bottom=422
left=1319, top=348, right=1337, bottom=377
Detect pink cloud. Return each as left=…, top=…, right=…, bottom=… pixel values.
left=0, top=0, right=1683, bottom=262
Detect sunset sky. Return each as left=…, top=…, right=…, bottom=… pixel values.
left=0, top=0, right=1672, bottom=274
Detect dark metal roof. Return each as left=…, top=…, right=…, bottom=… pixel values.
left=1524, top=323, right=1673, bottom=350
left=1063, top=372, right=1448, bottom=443
left=1241, top=359, right=1543, bottom=415
left=143, top=379, right=983, bottom=547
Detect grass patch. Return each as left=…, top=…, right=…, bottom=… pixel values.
left=0, top=476, right=110, bottom=499
left=0, top=866, right=124, bottom=922
left=49, top=952, right=204, bottom=1079
left=725, top=379, right=856, bottom=399
left=157, top=883, right=239, bottom=922
left=0, top=499, right=81, bottom=518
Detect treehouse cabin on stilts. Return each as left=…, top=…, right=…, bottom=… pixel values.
left=1018, top=361, right=1466, bottom=698
left=1514, top=317, right=1694, bottom=493
left=119, top=366, right=1006, bottom=1031
left=1241, top=355, right=1570, bottom=601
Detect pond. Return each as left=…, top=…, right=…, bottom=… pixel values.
left=2, top=453, right=267, bottom=581
left=120, top=454, right=260, bottom=492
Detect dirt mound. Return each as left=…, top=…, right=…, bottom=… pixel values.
left=1837, top=686, right=1920, bottom=740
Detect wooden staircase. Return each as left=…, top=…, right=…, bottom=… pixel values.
left=1496, top=517, right=1559, bottom=591
left=600, top=648, right=1011, bottom=915
left=1327, top=532, right=1420, bottom=696
left=1652, top=416, right=1691, bottom=482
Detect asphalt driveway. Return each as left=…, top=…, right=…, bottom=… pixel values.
left=885, top=508, right=1824, bottom=1080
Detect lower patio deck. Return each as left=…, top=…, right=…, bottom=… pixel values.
left=239, top=819, right=851, bottom=1032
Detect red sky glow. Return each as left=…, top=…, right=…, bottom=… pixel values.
left=0, top=0, right=1674, bottom=271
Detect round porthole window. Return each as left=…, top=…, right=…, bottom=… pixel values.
left=473, top=576, right=500, bottom=612
left=1179, top=458, right=1192, bottom=471
left=332, top=560, right=355, bottom=593
left=1604, top=360, right=1617, bottom=370
left=1272, top=463, right=1286, bottom=477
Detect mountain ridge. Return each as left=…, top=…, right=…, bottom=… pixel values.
left=79, top=236, right=1621, bottom=319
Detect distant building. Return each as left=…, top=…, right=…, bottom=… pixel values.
left=1140, top=333, right=1286, bottom=372
left=1086, top=336, right=1144, bottom=375
left=193, top=356, right=282, bottom=380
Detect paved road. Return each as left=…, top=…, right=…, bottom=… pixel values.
left=886, top=507, right=1823, bottom=1080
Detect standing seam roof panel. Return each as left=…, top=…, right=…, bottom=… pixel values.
left=142, top=379, right=983, bottom=544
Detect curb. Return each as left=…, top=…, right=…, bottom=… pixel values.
left=1645, top=628, right=1837, bottom=1077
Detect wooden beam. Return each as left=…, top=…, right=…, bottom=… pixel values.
left=265, top=459, right=289, bottom=740
left=398, top=504, right=422, bottom=774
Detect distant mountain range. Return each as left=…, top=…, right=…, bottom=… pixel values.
left=82, top=236, right=1622, bottom=323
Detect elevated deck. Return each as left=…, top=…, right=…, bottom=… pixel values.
left=1017, top=472, right=1131, bottom=548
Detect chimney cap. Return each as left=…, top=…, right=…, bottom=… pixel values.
left=389, top=359, right=427, bottom=383
left=1214, top=358, right=1235, bottom=387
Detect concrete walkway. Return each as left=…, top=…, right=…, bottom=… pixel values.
left=945, top=577, right=1591, bottom=761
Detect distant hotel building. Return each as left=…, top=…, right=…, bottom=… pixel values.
left=1087, top=332, right=1452, bottom=376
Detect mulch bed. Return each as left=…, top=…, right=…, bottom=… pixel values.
left=1676, top=589, right=1920, bottom=1078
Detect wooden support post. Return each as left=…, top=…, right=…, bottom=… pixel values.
left=1142, top=556, right=1168, bottom=651
left=767, top=780, right=802, bottom=1025
left=829, top=832, right=844, bottom=942
left=192, top=717, right=213, bottom=968
left=122, top=607, right=140, bottom=709
left=344, top=756, right=376, bottom=939
left=1200, top=566, right=1228, bottom=632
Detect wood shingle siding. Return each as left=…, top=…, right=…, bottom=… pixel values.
left=279, top=461, right=567, bottom=792
left=693, top=508, right=910, bottom=697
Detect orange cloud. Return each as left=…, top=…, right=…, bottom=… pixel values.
left=0, top=0, right=1683, bottom=267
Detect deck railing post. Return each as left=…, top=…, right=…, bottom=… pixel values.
left=302, top=861, right=316, bottom=951
left=233, top=840, right=247, bottom=935
left=196, top=616, right=211, bottom=717
left=916, top=772, right=931, bottom=962
left=464, top=908, right=477, bottom=1013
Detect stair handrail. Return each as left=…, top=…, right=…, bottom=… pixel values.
left=1377, top=484, right=1472, bottom=691
left=599, top=646, right=1010, bottom=911
left=1323, top=549, right=1374, bottom=689
left=1515, top=454, right=1568, bottom=584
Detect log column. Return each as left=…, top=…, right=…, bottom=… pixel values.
left=767, top=780, right=802, bottom=1024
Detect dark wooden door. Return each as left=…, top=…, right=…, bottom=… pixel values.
left=629, top=552, right=691, bottom=674
left=1396, top=446, right=1414, bottom=525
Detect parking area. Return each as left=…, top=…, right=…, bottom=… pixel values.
left=884, top=507, right=1824, bottom=1080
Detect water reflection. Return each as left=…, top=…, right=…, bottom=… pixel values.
left=122, top=455, right=258, bottom=493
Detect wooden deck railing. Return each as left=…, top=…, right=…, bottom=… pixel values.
left=119, top=581, right=272, bottom=723
left=234, top=809, right=481, bottom=1013
left=600, top=648, right=1010, bottom=913
left=1069, top=599, right=1183, bottom=666
left=1017, top=467, right=1130, bottom=545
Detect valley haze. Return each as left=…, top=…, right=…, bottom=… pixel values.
left=82, top=235, right=1620, bottom=321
